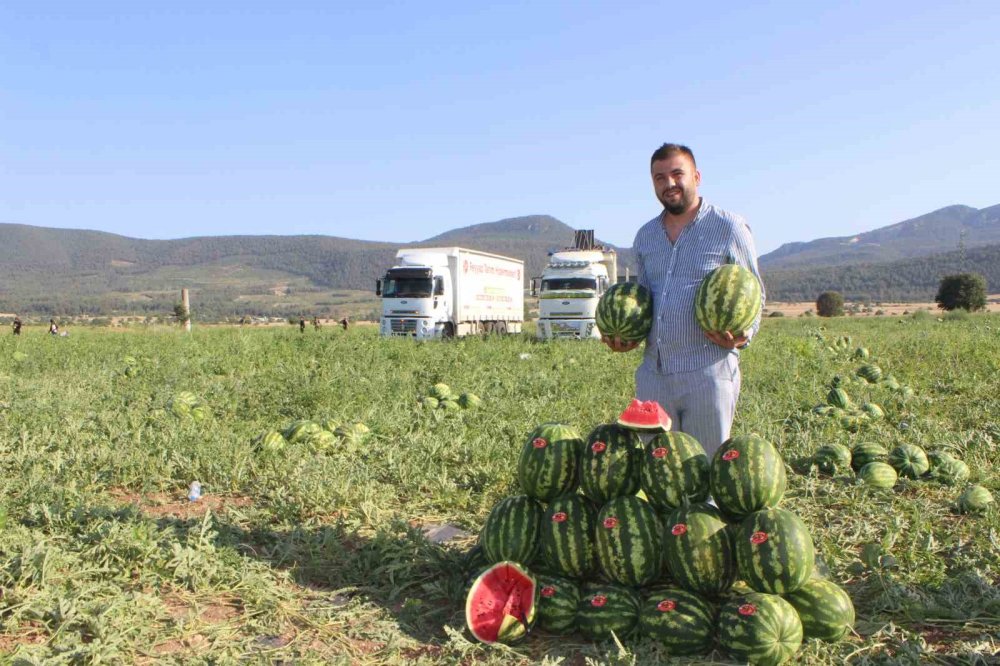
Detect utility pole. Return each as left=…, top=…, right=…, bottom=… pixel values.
left=181, top=288, right=191, bottom=333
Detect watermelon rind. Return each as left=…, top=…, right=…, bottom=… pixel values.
left=850, top=443, right=888, bottom=472
left=465, top=561, right=537, bottom=644
left=710, top=434, right=787, bottom=521
left=783, top=579, right=855, bottom=642
left=540, top=494, right=598, bottom=579
left=535, top=574, right=580, bottom=634
left=694, top=263, right=762, bottom=335
left=662, top=502, right=736, bottom=597
left=640, top=430, right=710, bottom=512
left=617, top=399, right=672, bottom=432
left=638, top=585, right=717, bottom=655
left=859, top=462, right=897, bottom=489
left=736, top=507, right=815, bottom=595
left=958, top=485, right=994, bottom=514
left=812, top=443, right=852, bottom=476
left=596, top=282, right=653, bottom=343
left=718, top=592, right=803, bottom=666
left=481, top=495, right=544, bottom=565
left=576, top=582, right=642, bottom=641
left=580, top=424, right=642, bottom=505
left=518, top=423, right=583, bottom=502
left=932, top=457, right=970, bottom=486
left=887, top=444, right=929, bottom=479
left=595, top=496, right=664, bottom=588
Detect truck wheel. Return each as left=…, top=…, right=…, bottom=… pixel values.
left=497, top=321, right=507, bottom=335
left=443, top=323, right=455, bottom=338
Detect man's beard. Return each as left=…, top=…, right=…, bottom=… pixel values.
left=661, top=188, right=694, bottom=215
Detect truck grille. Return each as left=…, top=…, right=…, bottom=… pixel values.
left=390, top=319, right=418, bottom=334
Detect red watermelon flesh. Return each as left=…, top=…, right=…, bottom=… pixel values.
left=465, top=561, right=537, bottom=644
left=618, top=399, right=672, bottom=432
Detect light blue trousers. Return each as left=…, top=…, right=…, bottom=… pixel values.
left=635, top=354, right=741, bottom=459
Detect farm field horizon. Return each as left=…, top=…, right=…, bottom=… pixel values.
left=1, top=315, right=999, bottom=663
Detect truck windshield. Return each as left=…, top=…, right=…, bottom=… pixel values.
left=541, top=278, right=597, bottom=291
left=382, top=277, right=433, bottom=298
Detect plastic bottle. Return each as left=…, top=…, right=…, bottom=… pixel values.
left=188, top=481, right=202, bottom=502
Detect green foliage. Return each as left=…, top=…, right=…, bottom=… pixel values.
left=935, top=273, right=987, bottom=312
left=816, top=291, right=844, bottom=317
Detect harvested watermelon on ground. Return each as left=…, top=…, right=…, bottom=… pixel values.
left=662, top=502, right=736, bottom=597
left=595, top=282, right=653, bottom=343
left=465, top=561, right=537, bottom=644
left=718, top=592, right=803, bottom=665
left=694, top=261, right=763, bottom=334
left=640, top=430, right=710, bottom=512
left=710, top=434, right=787, bottom=521
left=783, top=578, right=855, bottom=642
left=735, top=507, right=815, bottom=595
left=480, top=495, right=543, bottom=565
left=535, top=574, right=581, bottom=634
left=576, top=582, right=642, bottom=641
left=540, top=494, right=598, bottom=579
left=517, top=423, right=583, bottom=501
left=638, top=585, right=717, bottom=655
left=595, top=495, right=664, bottom=587
left=617, top=399, right=672, bottom=432
left=580, top=423, right=642, bottom=504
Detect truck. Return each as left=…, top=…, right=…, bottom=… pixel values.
left=531, top=230, right=618, bottom=340
left=375, top=247, right=524, bottom=338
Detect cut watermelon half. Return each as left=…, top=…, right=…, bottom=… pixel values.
left=617, top=399, right=672, bottom=432
left=465, top=561, right=537, bottom=644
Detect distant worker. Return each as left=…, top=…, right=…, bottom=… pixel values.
left=339, top=317, right=349, bottom=331
left=299, top=318, right=306, bottom=333
left=313, top=316, right=321, bottom=330
left=12, top=317, right=22, bottom=335
left=49, top=319, right=59, bottom=335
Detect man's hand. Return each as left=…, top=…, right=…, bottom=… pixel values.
left=601, top=334, right=641, bottom=353
left=704, top=330, right=749, bottom=350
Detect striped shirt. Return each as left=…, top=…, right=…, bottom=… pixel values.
left=633, top=199, right=765, bottom=374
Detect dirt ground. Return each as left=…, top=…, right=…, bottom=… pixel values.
left=764, top=294, right=1000, bottom=317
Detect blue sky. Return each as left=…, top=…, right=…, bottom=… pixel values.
left=2, top=1, right=998, bottom=255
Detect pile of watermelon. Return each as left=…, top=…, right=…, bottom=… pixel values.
left=418, top=383, right=481, bottom=412
left=464, top=403, right=855, bottom=663
left=253, top=418, right=370, bottom=454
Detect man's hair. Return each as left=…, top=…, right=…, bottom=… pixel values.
left=650, top=143, right=696, bottom=169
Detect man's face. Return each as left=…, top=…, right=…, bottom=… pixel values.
left=651, top=154, right=701, bottom=215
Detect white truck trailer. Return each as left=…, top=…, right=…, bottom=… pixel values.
left=376, top=247, right=524, bottom=338
left=531, top=231, right=618, bottom=340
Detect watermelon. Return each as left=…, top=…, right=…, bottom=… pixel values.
left=861, top=403, right=885, bottom=420
left=170, top=391, right=199, bottom=417
left=190, top=405, right=211, bottom=422
left=850, top=443, right=888, bottom=472
left=710, top=434, right=787, bottom=521
left=518, top=423, right=583, bottom=501
left=932, top=457, right=970, bottom=486
left=736, top=508, right=815, bottom=595
left=839, top=414, right=869, bottom=433
left=856, top=364, right=883, bottom=383
left=465, top=561, right=537, bottom=644
left=853, top=347, right=870, bottom=360
left=882, top=376, right=901, bottom=391
left=639, top=586, right=717, bottom=655
left=718, top=593, right=803, bottom=665
left=887, top=444, right=929, bottom=479
left=812, top=443, right=852, bottom=476
left=640, top=430, right=710, bottom=512
left=438, top=399, right=461, bottom=412
left=783, top=578, right=855, bottom=642
left=458, top=392, right=482, bottom=409
left=958, top=485, right=994, bottom=513
left=576, top=582, right=642, bottom=641
left=859, top=462, right=897, bottom=489
left=429, top=383, right=452, bottom=400
left=617, top=399, right=672, bottom=432
left=284, top=419, right=325, bottom=444
left=255, top=430, right=287, bottom=454
left=580, top=424, right=642, bottom=504
left=694, top=262, right=763, bottom=334
left=925, top=449, right=954, bottom=472
left=540, top=494, right=598, bottom=579
left=535, top=574, right=580, bottom=634
left=826, top=388, right=851, bottom=410
left=662, top=502, right=737, bottom=597
left=306, top=429, right=338, bottom=453
left=595, top=496, right=664, bottom=587
left=420, top=396, right=439, bottom=409
left=480, top=495, right=544, bottom=565
left=595, top=282, right=653, bottom=343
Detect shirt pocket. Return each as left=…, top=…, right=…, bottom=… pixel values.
left=677, top=247, right=727, bottom=281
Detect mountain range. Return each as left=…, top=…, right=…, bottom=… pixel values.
left=1, top=203, right=997, bottom=319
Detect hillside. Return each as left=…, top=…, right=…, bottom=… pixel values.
left=762, top=242, right=1000, bottom=302
left=760, top=204, right=1000, bottom=269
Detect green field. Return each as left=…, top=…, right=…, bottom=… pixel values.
left=1, top=315, right=998, bottom=663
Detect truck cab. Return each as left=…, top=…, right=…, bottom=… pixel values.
left=534, top=249, right=615, bottom=340
left=377, top=253, right=452, bottom=338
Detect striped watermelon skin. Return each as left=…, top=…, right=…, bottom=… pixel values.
left=859, top=462, right=897, bottom=489
left=694, top=263, right=762, bottom=334
left=887, top=444, right=929, bottom=479
left=812, top=443, right=851, bottom=476
left=826, top=388, right=851, bottom=409
left=595, top=496, right=664, bottom=587
left=639, top=585, right=717, bottom=655
left=518, top=423, right=583, bottom=502
left=535, top=574, right=580, bottom=634
left=640, top=431, right=710, bottom=512
left=580, top=424, right=642, bottom=505
left=783, top=579, right=855, bottom=642
left=856, top=364, right=883, bottom=383
left=735, top=508, right=815, bottom=595
left=662, top=503, right=737, bottom=597
left=595, top=282, right=653, bottom=343
left=710, top=434, right=787, bottom=522
left=932, top=456, right=970, bottom=486
left=718, top=592, right=803, bottom=666
left=481, top=495, right=544, bottom=565
left=540, top=494, right=598, bottom=579
left=850, top=443, right=888, bottom=472
left=959, top=485, right=994, bottom=513
left=576, top=582, right=642, bottom=641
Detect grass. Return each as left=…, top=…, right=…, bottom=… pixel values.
left=0, top=314, right=998, bottom=663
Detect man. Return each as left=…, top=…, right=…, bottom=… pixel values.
left=12, top=316, right=21, bottom=335
left=603, top=143, right=765, bottom=457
